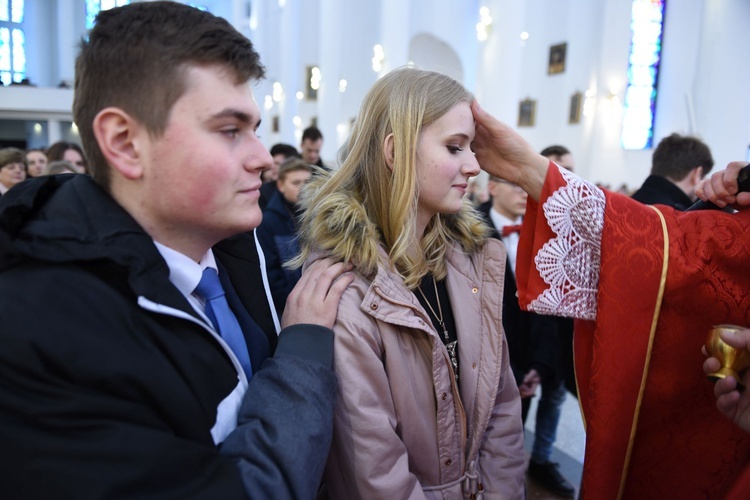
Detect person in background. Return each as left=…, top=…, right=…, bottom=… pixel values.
left=464, top=177, right=489, bottom=205
left=294, top=67, right=526, bottom=498
left=46, top=141, right=87, bottom=174
left=25, top=148, right=48, bottom=177
left=631, top=133, right=714, bottom=210
left=539, top=145, right=578, bottom=398
left=0, top=147, right=27, bottom=196
left=266, top=143, right=300, bottom=182
left=300, top=126, right=327, bottom=169
left=471, top=101, right=750, bottom=499
left=478, top=166, right=575, bottom=498
left=257, top=158, right=312, bottom=317
left=260, top=142, right=300, bottom=210
left=540, top=145, right=575, bottom=172
left=0, top=3, right=352, bottom=498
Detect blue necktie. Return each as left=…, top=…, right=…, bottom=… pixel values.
left=195, top=268, right=253, bottom=379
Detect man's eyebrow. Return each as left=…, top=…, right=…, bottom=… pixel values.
left=209, top=108, right=255, bottom=125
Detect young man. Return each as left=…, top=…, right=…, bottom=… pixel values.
left=259, top=142, right=300, bottom=210
left=300, top=125, right=326, bottom=169
left=257, top=158, right=312, bottom=317
left=0, top=3, right=352, bottom=499
left=631, top=133, right=714, bottom=210
left=471, top=101, right=750, bottom=499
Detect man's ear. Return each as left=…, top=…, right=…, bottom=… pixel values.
left=383, top=133, right=395, bottom=171
left=690, top=166, right=704, bottom=186
left=92, top=107, right=145, bottom=180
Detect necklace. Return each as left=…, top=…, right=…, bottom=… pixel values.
left=417, top=278, right=449, bottom=341
left=417, top=277, right=459, bottom=381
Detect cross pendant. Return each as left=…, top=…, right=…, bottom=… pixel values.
left=446, top=340, right=459, bottom=381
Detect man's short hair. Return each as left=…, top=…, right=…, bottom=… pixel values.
left=540, top=145, right=570, bottom=158
left=270, top=143, right=301, bottom=159
left=651, top=133, right=714, bottom=181
left=278, top=158, right=312, bottom=181
left=301, top=126, right=323, bottom=143
left=73, top=1, right=265, bottom=189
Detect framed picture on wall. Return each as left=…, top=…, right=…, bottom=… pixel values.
left=518, top=98, right=536, bottom=127
left=548, top=42, right=567, bottom=75
left=569, top=92, right=582, bottom=124
left=305, top=65, right=318, bottom=101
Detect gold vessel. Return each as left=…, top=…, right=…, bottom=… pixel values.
left=705, top=324, right=750, bottom=388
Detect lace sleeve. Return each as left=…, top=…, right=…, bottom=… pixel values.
left=528, top=167, right=605, bottom=320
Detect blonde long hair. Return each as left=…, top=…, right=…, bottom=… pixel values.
left=294, top=67, right=489, bottom=288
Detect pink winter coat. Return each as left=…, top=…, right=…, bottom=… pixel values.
left=323, top=240, right=526, bottom=499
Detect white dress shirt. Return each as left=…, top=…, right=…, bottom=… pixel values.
left=153, top=241, right=218, bottom=321
left=489, top=208, right=522, bottom=276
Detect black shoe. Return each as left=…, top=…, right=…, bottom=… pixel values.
left=527, top=460, right=575, bottom=498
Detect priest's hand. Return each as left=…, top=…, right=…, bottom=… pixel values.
left=695, top=161, right=750, bottom=209
left=703, top=327, right=750, bottom=434
left=282, top=258, right=354, bottom=330
left=471, top=101, right=548, bottom=201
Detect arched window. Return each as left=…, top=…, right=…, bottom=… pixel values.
left=0, top=0, right=26, bottom=86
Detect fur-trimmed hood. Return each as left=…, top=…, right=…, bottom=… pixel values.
left=295, top=169, right=490, bottom=283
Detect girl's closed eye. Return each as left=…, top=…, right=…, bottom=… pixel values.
left=448, top=145, right=464, bottom=154
left=222, top=127, right=240, bottom=139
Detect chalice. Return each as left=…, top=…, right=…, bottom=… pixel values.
left=705, top=324, right=750, bottom=389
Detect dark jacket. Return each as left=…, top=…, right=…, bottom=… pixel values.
left=476, top=202, right=558, bottom=384
left=0, top=175, right=336, bottom=499
left=257, top=191, right=302, bottom=317
left=631, top=174, right=693, bottom=210
left=259, top=180, right=279, bottom=211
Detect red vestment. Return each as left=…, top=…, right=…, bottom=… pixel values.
left=516, top=164, right=750, bottom=499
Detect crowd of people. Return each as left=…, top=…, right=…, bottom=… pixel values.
left=1, top=2, right=748, bottom=499
left=0, top=141, right=86, bottom=196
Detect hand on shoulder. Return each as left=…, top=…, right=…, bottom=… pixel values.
left=281, top=257, right=354, bottom=330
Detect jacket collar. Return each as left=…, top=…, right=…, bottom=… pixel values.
left=0, top=174, right=195, bottom=314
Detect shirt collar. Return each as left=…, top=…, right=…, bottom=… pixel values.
left=153, top=242, right=217, bottom=298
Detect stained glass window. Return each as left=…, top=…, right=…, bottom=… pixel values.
left=621, top=0, right=666, bottom=150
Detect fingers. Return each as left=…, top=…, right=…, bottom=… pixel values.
left=695, top=177, right=718, bottom=204
left=714, top=374, right=738, bottom=396
left=326, top=269, right=355, bottom=304
left=696, top=162, right=748, bottom=207
left=736, top=192, right=750, bottom=206
left=716, top=390, right=741, bottom=416
left=518, top=382, right=538, bottom=398
left=282, top=257, right=354, bottom=330
left=703, top=356, right=721, bottom=375
left=471, top=100, right=490, bottom=126
left=714, top=374, right=741, bottom=416
left=719, top=328, right=750, bottom=351
left=311, top=259, right=353, bottom=302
